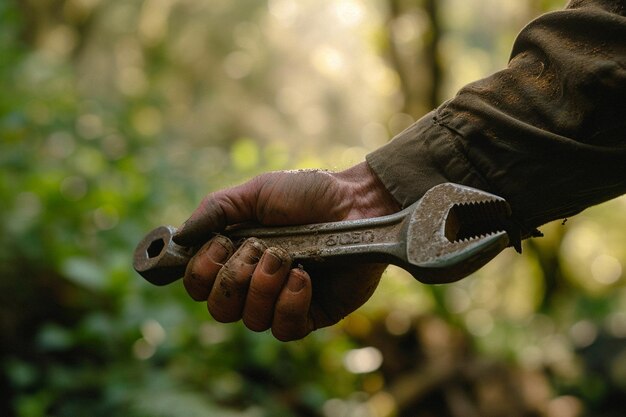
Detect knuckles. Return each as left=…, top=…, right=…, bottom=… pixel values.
left=186, top=235, right=315, bottom=342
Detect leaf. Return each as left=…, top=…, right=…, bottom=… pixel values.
left=37, top=323, right=74, bottom=351
left=61, top=257, right=106, bottom=291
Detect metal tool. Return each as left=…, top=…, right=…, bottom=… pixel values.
left=134, top=183, right=514, bottom=286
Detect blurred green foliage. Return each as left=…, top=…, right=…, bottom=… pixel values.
left=1, top=0, right=625, bottom=416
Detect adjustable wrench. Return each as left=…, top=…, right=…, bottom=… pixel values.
left=134, top=183, right=514, bottom=286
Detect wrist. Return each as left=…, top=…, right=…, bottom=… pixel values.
left=334, top=161, right=401, bottom=218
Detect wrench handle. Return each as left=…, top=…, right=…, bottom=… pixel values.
left=133, top=207, right=411, bottom=286
left=226, top=209, right=409, bottom=261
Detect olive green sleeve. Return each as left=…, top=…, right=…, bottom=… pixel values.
left=367, top=0, right=626, bottom=234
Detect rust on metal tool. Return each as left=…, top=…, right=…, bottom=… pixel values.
left=133, top=183, right=514, bottom=286
left=133, top=225, right=195, bottom=286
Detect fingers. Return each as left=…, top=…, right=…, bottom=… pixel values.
left=271, top=269, right=313, bottom=342
left=183, top=235, right=235, bottom=301
left=208, top=238, right=267, bottom=323
left=184, top=236, right=314, bottom=341
left=209, top=243, right=314, bottom=341
left=242, top=248, right=292, bottom=332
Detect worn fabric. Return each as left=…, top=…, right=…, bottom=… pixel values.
left=366, top=0, right=626, bottom=235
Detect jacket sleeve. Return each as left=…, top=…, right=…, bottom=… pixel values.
left=366, top=0, right=626, bottom=235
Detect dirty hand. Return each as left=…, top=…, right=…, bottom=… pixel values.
left=173, top=162, right=400, bottom=341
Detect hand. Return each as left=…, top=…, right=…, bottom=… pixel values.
left=174, top=162, right=400, bottom=341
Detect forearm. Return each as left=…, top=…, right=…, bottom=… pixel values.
left=367, top=0, right=626, bottom=234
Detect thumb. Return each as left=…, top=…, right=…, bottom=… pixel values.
left=173, top=181, right=260, bottom=246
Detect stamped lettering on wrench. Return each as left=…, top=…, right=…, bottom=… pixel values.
left=324, top=231, right=376, bottom=247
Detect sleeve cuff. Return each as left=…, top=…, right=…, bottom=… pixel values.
left=365, top=111, right=492, bottom=209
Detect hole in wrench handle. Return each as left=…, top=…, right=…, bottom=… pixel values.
left=133, top=225, right=195, bottom=286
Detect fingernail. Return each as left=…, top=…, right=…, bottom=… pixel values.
left=208, top=237, right=231, bottom=263
left=262, top=251, right=283, bottom=274
left=240, top=238, right=266, bottom=265
left=287, top=272, right=306, bottom=293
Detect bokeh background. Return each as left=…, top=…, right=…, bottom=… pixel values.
left=2, top=0, right=626, bottom=416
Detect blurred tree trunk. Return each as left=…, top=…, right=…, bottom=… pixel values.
left=422, top=0, right=442, bottom=109
left=386, top=0, right=443, bottom=116
left=16, top=0, right=95, bottom=59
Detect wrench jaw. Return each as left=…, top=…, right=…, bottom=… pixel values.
left=133, top=225, right=194, bottom=286
left=403, top=183, right=513, bottom=284
left=405, top=232, right=510, bottom=284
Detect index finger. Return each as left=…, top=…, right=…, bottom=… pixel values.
left=173, top=180, right=260, bottom=246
